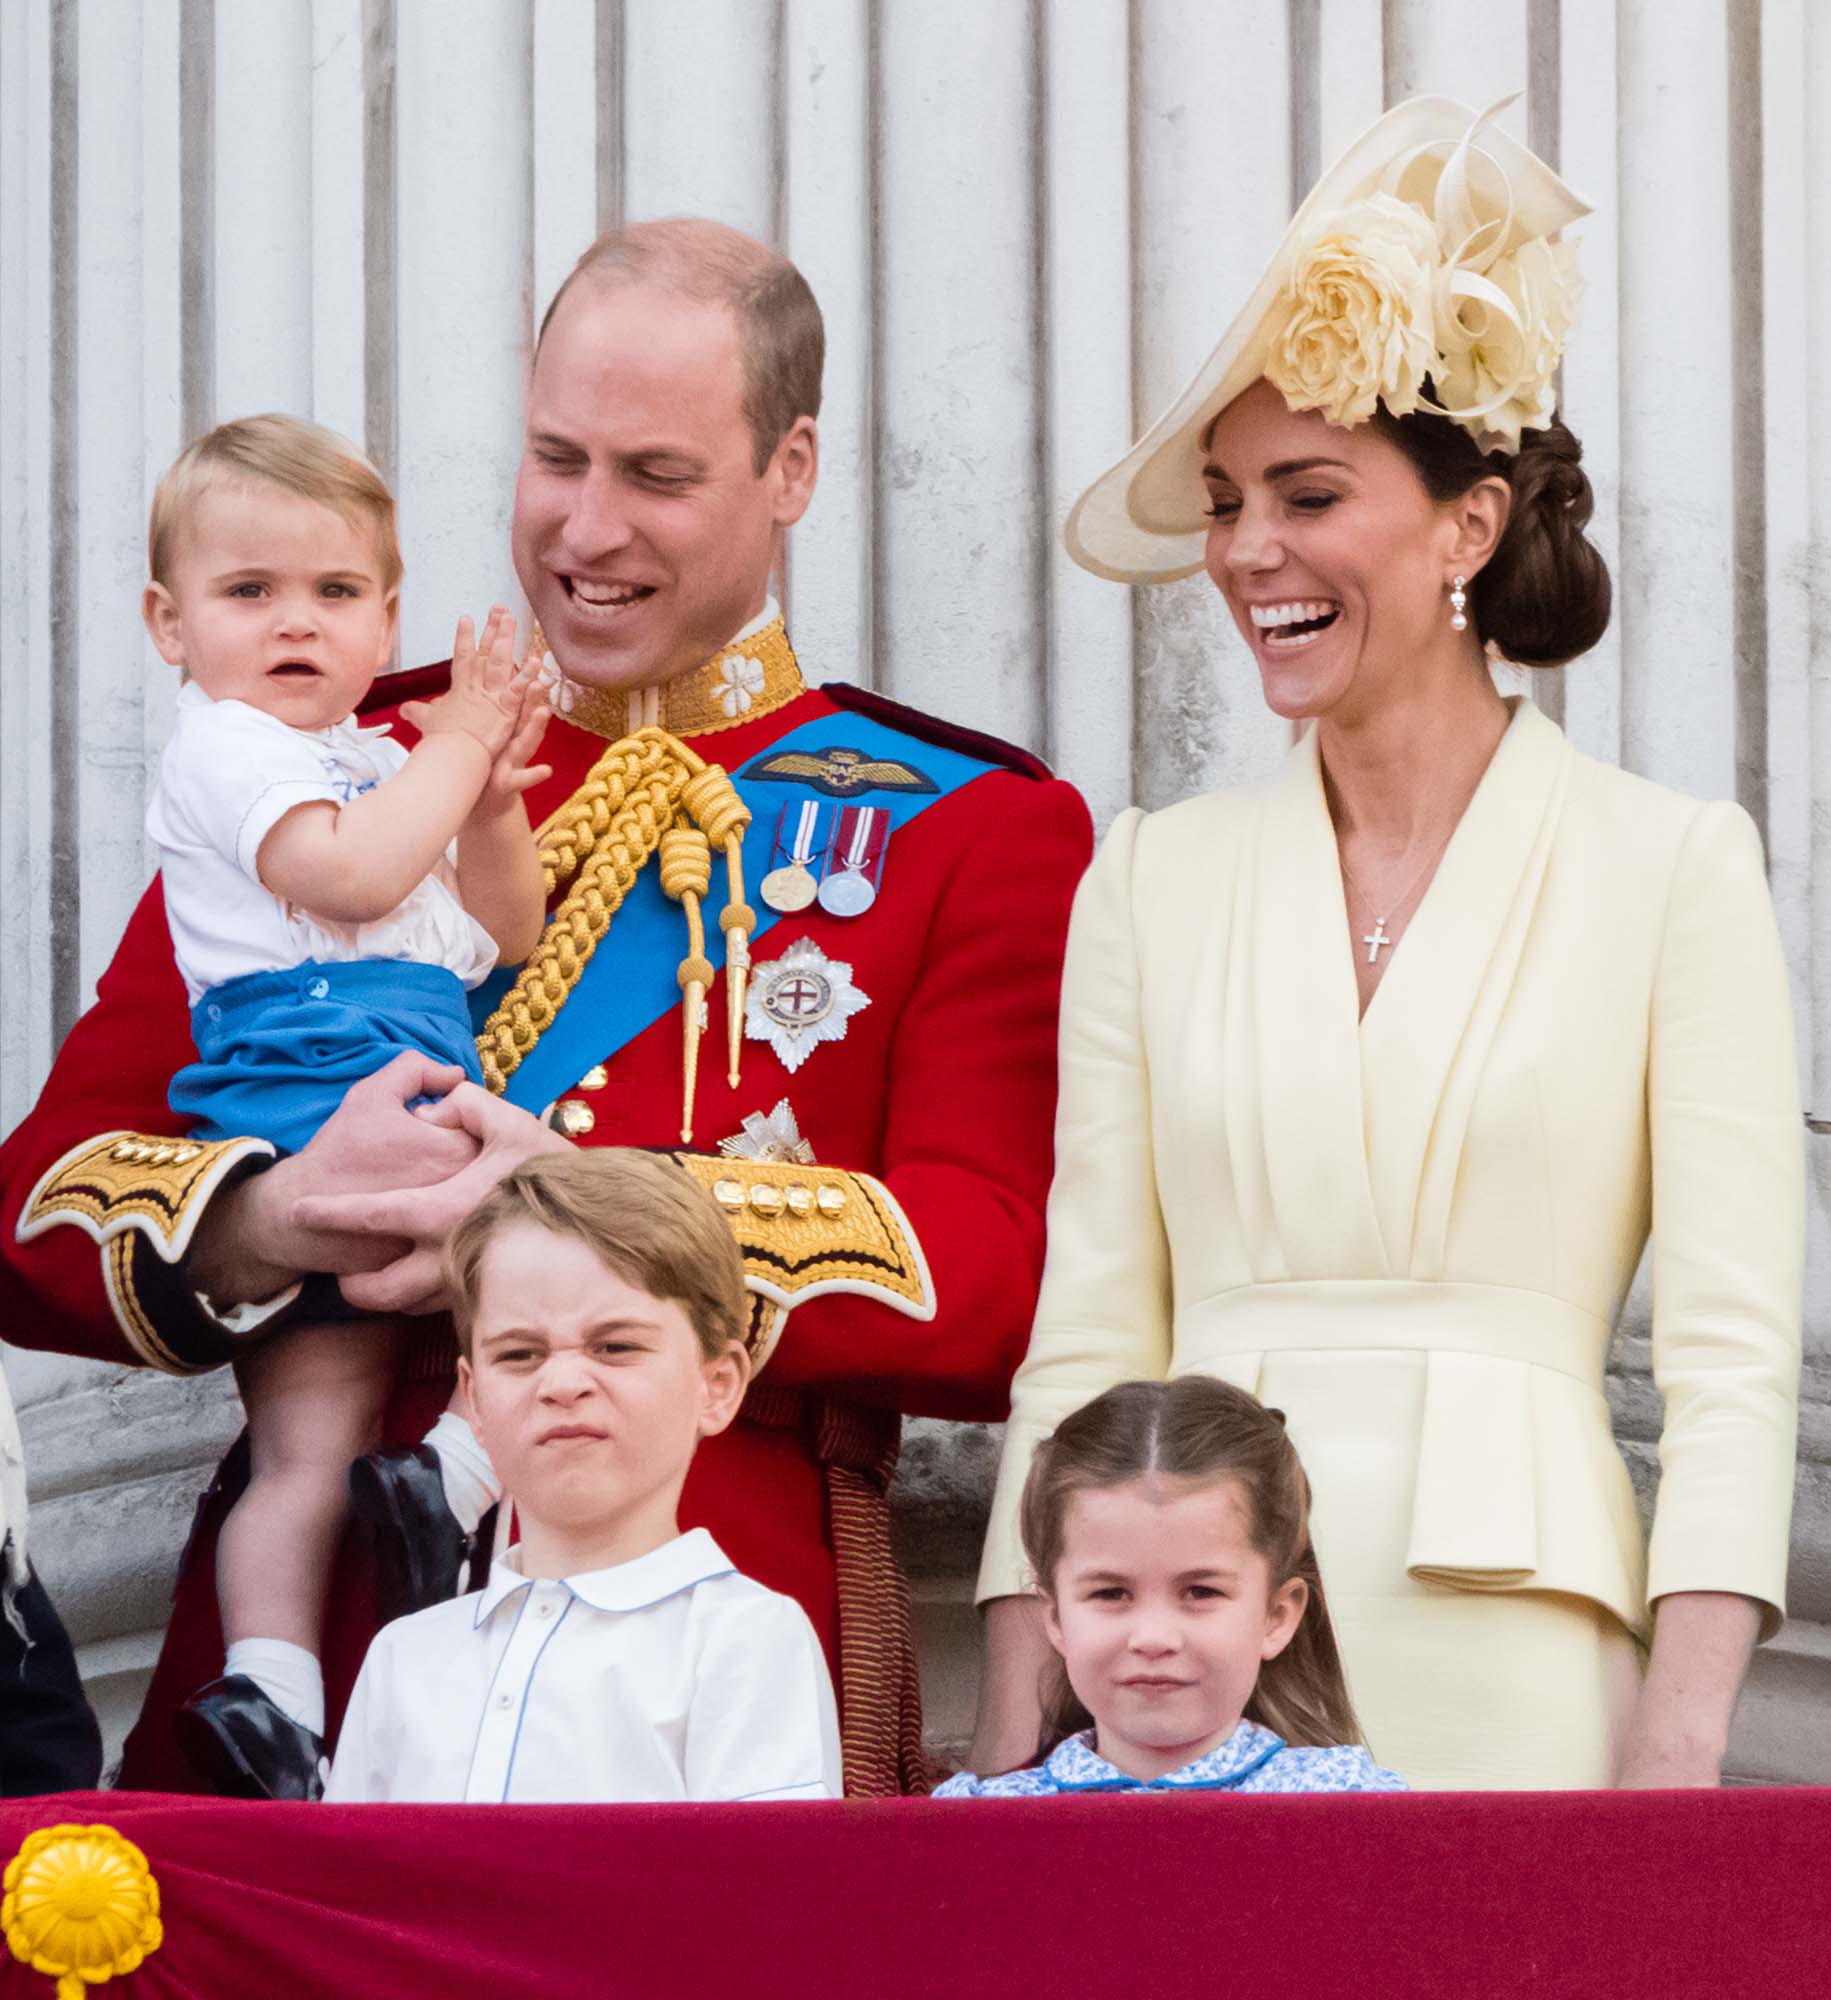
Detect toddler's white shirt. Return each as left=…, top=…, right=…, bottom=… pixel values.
left=323, top=1529, right=844, bottom=1804
left=146, top=682, right=498, bottom=1004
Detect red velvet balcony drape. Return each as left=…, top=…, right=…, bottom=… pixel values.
left=1, top=1788, right=1822, bottom=1999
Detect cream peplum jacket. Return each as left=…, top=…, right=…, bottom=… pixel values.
left=979, top=700, right=1804, bottom=1640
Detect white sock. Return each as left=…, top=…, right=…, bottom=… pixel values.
left=225, top=1637, right=325, bottom=1738
left=423, top=1411, right=502, bottom=1535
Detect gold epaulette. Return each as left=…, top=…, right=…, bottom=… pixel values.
left=672, top=1156, right=936, bottom=1373
left=15, top=1131, right=278, bottom=1374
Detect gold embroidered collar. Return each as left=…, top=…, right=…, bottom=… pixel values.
left=548, top=615, right=806, bottom=742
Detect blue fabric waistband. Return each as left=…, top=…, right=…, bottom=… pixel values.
left=176, top=958, right=483, bottom=1155
left=191, top=959, right=472, bottom=1039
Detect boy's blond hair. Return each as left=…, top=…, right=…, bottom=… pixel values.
left=148, top=413, right=403, bottom=591
left=446, top=1150, right=748, bottom=1362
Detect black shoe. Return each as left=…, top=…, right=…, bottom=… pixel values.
left=175, top=1675, right=325, bottom=1801
left=349, top=1444, right=469, bottom=1625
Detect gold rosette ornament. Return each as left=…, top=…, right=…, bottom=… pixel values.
left=3, top=1824, right=163, bottom=2000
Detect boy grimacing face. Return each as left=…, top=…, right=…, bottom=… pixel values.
left=457, top=1221, right=749, bottom=1580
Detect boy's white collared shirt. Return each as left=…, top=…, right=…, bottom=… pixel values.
left=324, top=1528, right=842, bottom=1804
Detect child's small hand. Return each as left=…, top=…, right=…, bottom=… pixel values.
left=474, top=671, right=553, bottom=818
left=400, top=606, right=523, bottom=760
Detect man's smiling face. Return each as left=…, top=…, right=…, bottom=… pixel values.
left=510, top=277, right=812, bottom=692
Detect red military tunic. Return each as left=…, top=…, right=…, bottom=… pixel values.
left=0, top=622, right=1092, bottom=1793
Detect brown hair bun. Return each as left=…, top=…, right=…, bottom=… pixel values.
left=1372, top=401, right=1612, bottom=669
left=1476, top=419, right=1612, bottom=666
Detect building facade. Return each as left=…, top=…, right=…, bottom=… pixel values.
left=2, top=0, right=1827, bottom=1779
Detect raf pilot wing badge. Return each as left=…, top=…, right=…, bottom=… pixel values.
left=742, top=745, right=940, bottom=800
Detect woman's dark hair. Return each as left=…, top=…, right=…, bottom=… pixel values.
left=1019, top=1376, right=1363, bottom=1763
left=1371, top=396, right=1611, bottom=668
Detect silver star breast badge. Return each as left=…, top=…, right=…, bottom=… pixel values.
left=719, top=1098, right=818, bottom=1165
left=745, top=937, right=871, bottom=1074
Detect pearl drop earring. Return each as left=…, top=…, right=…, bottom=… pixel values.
left=1449, top=575, right=1468, bottom=633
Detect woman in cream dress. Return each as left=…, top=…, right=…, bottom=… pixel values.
left=968, top=100, right=1803, bottom=1790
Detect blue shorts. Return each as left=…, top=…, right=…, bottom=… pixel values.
left=170, top=959, right=486, bottom=1157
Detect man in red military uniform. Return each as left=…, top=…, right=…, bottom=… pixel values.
left=0, top=219, right=1092, bottom=1795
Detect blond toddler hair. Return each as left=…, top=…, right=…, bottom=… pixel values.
left=148, top=412, right=402, bottom=592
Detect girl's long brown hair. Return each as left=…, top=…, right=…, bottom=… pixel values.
left=1020, top=1376, right=1363, bottom=1761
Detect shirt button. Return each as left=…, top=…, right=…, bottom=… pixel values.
left=534, top=1599, right=554, bottom=1618
left=306, top=977, right=330, bottom=1000
left=495, top=1690, right=514, bottom=1709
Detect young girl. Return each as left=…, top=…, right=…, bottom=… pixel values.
left=938, top=1377, right=1405, bottom=1795
left=141, top=414, right=549, bottom=1797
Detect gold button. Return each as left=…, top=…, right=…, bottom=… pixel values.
left=578, top=1065, right=609, bottom=1092
left=550, top=1100, right=596, bottom=1139
left=816, top=1186, right=846, bottom=1215
left=713, top=1179, right=747, bottom=1211
left=784, top=1184, right=814, bottom=1216
left=747, top=1184, right=786, bottom=1216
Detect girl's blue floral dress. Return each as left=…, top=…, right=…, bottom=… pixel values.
left=933, top=1720, right=1406, bottom=1796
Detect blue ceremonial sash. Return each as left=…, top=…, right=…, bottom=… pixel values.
left=471, top=706, right=996, bottom=1114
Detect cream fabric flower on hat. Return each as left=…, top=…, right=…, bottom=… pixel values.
left=1265, top=194, right=1439, bottom=430
left=1430, top=235, right=1582, bottom=452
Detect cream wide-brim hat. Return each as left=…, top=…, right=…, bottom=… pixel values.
left=1064, top=95, right=1592, bottom=585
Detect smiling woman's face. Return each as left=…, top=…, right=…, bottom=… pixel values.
left=1200, top=378, right=1473, bottom=726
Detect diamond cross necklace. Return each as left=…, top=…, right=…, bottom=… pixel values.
left=1340, top=828, right=1455, bottom=967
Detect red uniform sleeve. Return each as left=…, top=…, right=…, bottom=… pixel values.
left=764, top=773, right=1093, bottom=1421
left=0, top=878, right=252, bottom=1371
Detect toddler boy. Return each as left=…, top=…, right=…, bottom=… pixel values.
left=324, top=1147, right=843, bottom=1802
left=141, top=414, right=547, bottom=1797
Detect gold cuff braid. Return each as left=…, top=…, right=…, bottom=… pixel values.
left=15, top=1131, right=278, bottom=1373
left=672, top=1156, right=937, bottom=1328
left=740, top=1291, right=791, bottom=1372
left=16, top=1131, right=275, bottom=1262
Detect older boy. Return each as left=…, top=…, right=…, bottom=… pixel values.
left=324, top=1149, right=841, bottom=1803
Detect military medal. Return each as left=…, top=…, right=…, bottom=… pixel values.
left=745, top=937, right=871, bottom=1073
left=816, top=806, right=888, bottom=919
left=761, top=801, right=827, bottom=914
left=719, top=1098, right=818, bottom=1165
